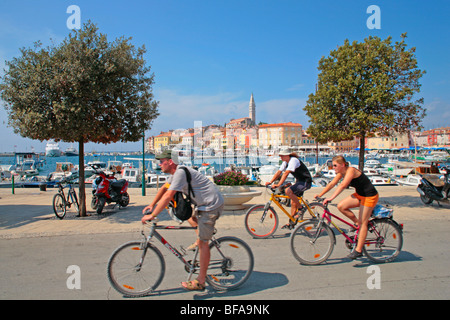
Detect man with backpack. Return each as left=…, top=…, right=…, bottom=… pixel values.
left=141, top=149, right=224, bottom=291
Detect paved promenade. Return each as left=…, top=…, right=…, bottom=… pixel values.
left=0, top=185, right=448, bottom=239
left=1, top=185, right=449, bottom=301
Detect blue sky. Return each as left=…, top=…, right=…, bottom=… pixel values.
left=1, top=0, right=449, bottom=152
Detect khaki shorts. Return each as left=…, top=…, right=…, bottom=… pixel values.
left=195, top=205, right=223, bottom=242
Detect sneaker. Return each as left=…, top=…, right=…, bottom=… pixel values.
left=347, top=249, right=363, bottom=260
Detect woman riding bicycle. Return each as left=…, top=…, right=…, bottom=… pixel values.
left=314, top=155, right=379, bottom=260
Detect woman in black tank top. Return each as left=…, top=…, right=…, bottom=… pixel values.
left=314, top=156, right=379, bottom=260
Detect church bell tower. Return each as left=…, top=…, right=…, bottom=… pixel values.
left=249, top=93, right=256, bottom=125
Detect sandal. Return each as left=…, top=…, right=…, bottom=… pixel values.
left=186, top=242, right=198, bottom=251
left=181, top=279, right=205, bottom=291
left=281, top=212, right=300, bottom=230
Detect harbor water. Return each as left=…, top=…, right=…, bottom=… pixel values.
left=0, top=152, right=384, bottom=177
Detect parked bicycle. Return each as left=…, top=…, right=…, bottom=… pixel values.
left=52, top=178, right=79, bottom=219
left=107, top=219, right=254, bottom=297
left=244, top=184, right=325, bottom=238
left=290, top=198, right=403, bottom=265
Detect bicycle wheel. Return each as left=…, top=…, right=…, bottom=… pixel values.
left=107, top=241, right=165, bottom=297
left=244, top=204, right=278, bottom=238
left=363, top=219, right=403, bottom=263
left=53, top=193, right=66, bottom=219
left=290, top=219, right=335, bottom=265
left=70, top=189, right=80, bottom=213
left=206, top=236, right=254, bottom=290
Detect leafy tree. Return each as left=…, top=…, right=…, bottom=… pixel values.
left=304, top=33, right=425, bottom=169
left=1, top=21, right=159, bottom=216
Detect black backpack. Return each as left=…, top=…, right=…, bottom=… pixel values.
left=171, top=167, right=195, bottom=221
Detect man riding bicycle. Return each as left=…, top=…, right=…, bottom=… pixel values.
left=265, top=148, right=312, bottom=229
left=141, top=149, right=224, bottom=291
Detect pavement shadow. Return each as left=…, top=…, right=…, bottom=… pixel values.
left=107, top=270, right=289, bottom=300
left=0, top=204, right=54, bottom=229
left=193, top=270, right=289, bottom=300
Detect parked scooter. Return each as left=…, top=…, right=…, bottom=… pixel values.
left=90, top=165, right=130, bottom=214
left=417, top=167, right=449, bottom=205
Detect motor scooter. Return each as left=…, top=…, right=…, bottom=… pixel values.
left=90, top=165, right=130, bottom=214
left=417, top=167, right=449, bottom=206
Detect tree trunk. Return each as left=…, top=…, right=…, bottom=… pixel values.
left=358, top=134, right=365, bottom=171
left=78, top=139, right=86, bottom=217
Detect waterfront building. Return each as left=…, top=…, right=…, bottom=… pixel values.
left=154, top=131, right=172, bottom=152
left=367, top=132, right=411, bottom=150
left=258, top=122, right=303, bottom=150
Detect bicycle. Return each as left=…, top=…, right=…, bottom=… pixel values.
left=107, top=219, right=254, bottom=297
left=244, top=184, right=325, bottom=238
left=52, top=179, right=79, bottom=219
left=290, top=198, right=403, bottom=265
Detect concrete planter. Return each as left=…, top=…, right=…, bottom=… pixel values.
left=217, top=185, right=262, bottom=211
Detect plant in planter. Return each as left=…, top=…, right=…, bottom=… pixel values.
left=214, top=171, right=261, bottom=210
left=214, top=170, right=249, bottom=186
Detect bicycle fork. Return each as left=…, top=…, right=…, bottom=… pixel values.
left=260, top=201, right=272, bottom=223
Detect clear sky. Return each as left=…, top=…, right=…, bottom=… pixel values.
left=0, top=0, right=449, bottom=152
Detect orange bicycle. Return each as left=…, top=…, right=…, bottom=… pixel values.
left=244, top=184, right=324, bottom=238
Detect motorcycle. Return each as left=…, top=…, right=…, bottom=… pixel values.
left=417, top=167, right=449, bottom=206
left=90, top=165, right=130, bottom=214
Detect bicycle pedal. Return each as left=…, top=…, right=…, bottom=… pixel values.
left=281, top=223, right=294, bottom=230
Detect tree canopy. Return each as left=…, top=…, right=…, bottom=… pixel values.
left=303, top=33, right=425, bottom=168
left=1, top=21, right=159, bottom=215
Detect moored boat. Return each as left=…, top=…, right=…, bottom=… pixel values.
left=45, top=141, right=61, bottom=157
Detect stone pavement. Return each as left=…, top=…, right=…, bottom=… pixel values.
left=1, top=185, right=449, bottom=239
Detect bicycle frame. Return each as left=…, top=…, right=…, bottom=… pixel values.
left=142, top=222, right=204, bottom=280
left=318, top=207, right=358, bottom=243
left=316, top=205, right=384, bottom=247
left=266, top=188, right=318, bottom=223
left=58, top=182, right=76, bottom=205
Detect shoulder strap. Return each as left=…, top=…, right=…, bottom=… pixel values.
left=179, top=166, right=195, bottom=198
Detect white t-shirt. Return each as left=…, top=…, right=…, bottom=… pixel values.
left=279, top=157, right=301, bottom=174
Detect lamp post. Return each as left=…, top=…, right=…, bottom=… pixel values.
left=142, top=132, right=146, bottom=196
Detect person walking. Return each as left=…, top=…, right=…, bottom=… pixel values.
left=142, top=149, right=224, bottom=290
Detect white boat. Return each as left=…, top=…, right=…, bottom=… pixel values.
left=323, top=169, right=337, bottom=179
left=365, top=160, right=381, bottom=167
left=395, top=174, right=422, bottom=186
left=256, top=165, right=294, bottom=186
left=147, top=174, right=169, bottom=187
left=364, top=168, right=380, bottom=176
left=198, top=165, right=219, bottom=178
left=45, top=141, right=61, bottom=157
left=14, top=160, right=39, bottom=176
left=378, top=160, right=417, bottom=177
left=64, top=146, right=79, bottom=156
left=369, top=175, right=398, bottom=186
left=122, top=167, right=141, bottom=183
left=412, top=151, right=450, bottom=162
